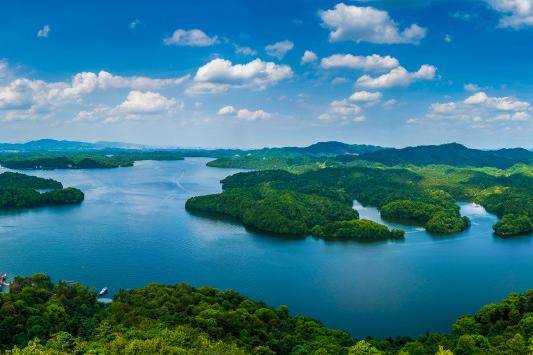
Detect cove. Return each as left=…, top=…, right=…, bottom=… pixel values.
left=0, top=158, right=531, bottom=338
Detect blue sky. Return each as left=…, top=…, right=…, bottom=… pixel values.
left=0, top=0, right=532, bottom=148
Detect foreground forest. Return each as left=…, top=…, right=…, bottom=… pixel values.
left=0, top=274, right=531, bottom=354
left=0, top=172, right=84, bottom=209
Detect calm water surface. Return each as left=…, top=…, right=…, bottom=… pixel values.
left=0, top=158, right=531, bottom=338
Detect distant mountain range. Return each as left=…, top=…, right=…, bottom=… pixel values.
left=0, top=139, right=531, bottom=168
left=0, top=139, right=146, bottom=152
left=356, top=143, right=533, bottom=169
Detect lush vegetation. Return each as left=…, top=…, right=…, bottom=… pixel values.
left=186, top=185, right=357, bottom=235
left=1, top=274, right=531, bottom=354
left=0, top=172, right=62, bottom=189
left=0, top=150, right=184, bottom=170
left=311, top=219, right=405, bottom=241
left=355, top=143, right=533, bottom=169
left=196, top=158, right=533, bottom=237
left=0, top=172, right=84, bottom=209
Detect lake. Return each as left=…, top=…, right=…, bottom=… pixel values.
left=0, top=158, right=531, bottom=338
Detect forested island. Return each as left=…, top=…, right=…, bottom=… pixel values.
left=0, top=151, right=185, bottom=170
left=0, top=172, right=84, bottom=209
left=0, top=274, right=531, bottom=354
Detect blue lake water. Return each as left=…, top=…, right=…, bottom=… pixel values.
left=0, top=158, right=531, bottom=338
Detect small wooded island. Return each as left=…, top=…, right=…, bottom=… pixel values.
left=0, top=172, right=84, bottom=209
left=0, top=274, right=531, bottom=354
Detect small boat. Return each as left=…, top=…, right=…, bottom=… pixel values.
left=98, top=287, right=109, bottom=296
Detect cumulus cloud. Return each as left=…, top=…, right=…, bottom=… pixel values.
left=464, top=83, right=481, bottom=92
left=319, top=99, right=364, bottom=123
left=355, top=65, right=436, bottom=89
left=486, top=0, right=533, bottom=29
left=116, top=91, right=178, bottom=114
left=187, top=58, right=293, bottom=95
left=321, top=54, right=399, bottom=71
left=350, top=90, right=382, bottom=102
left=217, top=105, right=271, bottom=121
left=301, top=50, right=318, bottom=65
left=320, top=3, right=426, bottom=44
left=0, top=70, right=188, bottom=121
left=464, top=91, right=530, bottom=111
left=413, top=91, right=532, bottom=126
left=265, top=40, right=294, bottom=59
left=74, top=91, right=181, bottom=123
left=37, top=25, right=51, bottom=38
left=163, top=29, right=218, bottom=46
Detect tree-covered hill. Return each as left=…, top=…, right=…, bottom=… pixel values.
left=189, top=164, right=532, bottom=237
left=0, top=274, right=531, bottom=354
left=0, top=172, right=84, bottom=209
left=356, top=143, right=533, bottom=169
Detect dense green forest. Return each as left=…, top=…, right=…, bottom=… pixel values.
left=189, top=162, right=532, bottom=237
left=0, top=274, right=531, bottom=354
left=0, top=151, right=184, bottom=170
left=0, top=172, right=84, bottom=209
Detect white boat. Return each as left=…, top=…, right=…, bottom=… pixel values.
left=99, top=287, right=109, bottom=296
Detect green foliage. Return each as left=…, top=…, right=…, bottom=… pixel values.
left=356, top=142, right=533, bottom=169
left=0, top=172, right=84, bottom=210
left=0, top=150, right=184, bottom=170
left=311, top=219, right=405, bottom=241
left=0, top=172, right=62, bottom=189
left=493, top=214, right=532, bottom=236
left=425, top=212, right=470, bottom=234
left=1, top=275, right=532, bottom=354
left=197, top=161, right=533, bottom=237
left=186, top=186, right=357, bottom=235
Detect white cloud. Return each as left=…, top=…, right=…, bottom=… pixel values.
left=163, top=29, right=218, bottom=46
left=301, top=50, right=318, bottom=65
left=235, top=46, right=257, bottom=56
left=74, top=91, right=181, bottom=123
left=382, top=98, right=398, bottom=108
left=320, top=3, right=426, bottom=44
left=319, top=99, right=364, bottom=123
left=188, top=58, right=293, bottom=95
left=37, top=25, right=51, bottom=38
left=129, top=19, right=141, bottom=29
left=95, top=71, right=190, bottom=90
left=464, top=83, right=481, bottom=92
left=321, top=54, right=399, bottom=71
left=430, top=102, right=457, bottom=113
left=217, top=105, right=236, bottom=115
left=464, top=91, right=530, bottom=111
left=486, top=0, right=533, bottom=29
left=444, top=34, right=452, bottom=43
left=217, top=105, right=270, bottom=121
left=350, top=90, right=382, bottom=102
left=417, top=91, right=532, bottom=127
left=493, top=111, right=530, bottom=121
left=464, top=92, right=489, bottom=105
left=265, top=40, right=294, bottom=59
left=116, top=91, right=178, bottom=114
left=355, top=65, right=436, bottom=89
left=0, top=70, right=188, bottom=122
